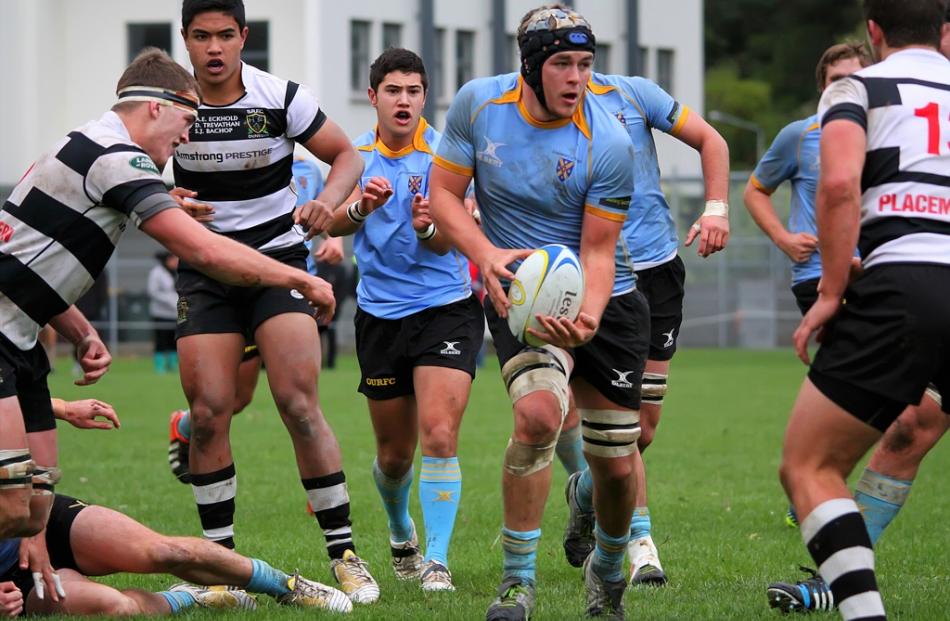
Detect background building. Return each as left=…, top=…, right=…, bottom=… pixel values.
left=3, top=1, right=799, bottom=351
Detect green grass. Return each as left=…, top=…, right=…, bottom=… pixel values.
left=48, top=349, right=949, bottom=620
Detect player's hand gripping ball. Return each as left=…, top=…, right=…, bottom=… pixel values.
left=507, top=244, right=585, bottom=347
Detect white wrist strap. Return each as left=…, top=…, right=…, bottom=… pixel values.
left=416, top=223, right=437, bottom=240
left=702, top=199, right=728, bottom=218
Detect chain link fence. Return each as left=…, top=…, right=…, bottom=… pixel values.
left=3, top=171, right=805, bottom=355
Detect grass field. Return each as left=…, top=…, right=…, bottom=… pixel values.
left=47, top=349, right=948, bottom=620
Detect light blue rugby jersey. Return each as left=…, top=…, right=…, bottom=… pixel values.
left=588, top=74, right=686, bottom=270
left=353, top=119, right=471, bottom=319
left=293, top=159, right=324, bottom=276
left=751, top=115, right=824, bottom=285
left=435, top=73, right=637, bottom=296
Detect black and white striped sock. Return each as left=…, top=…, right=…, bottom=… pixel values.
left=303, top=471, right=354, bottom=560
left=191, top=463, right=237, bottom=549
left=802, top=498, right=885, bottom=621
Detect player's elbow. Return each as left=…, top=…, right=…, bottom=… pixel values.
left=818, top=174, right=860, bottom=208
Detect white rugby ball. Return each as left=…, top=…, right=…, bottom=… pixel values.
left=507, top=244, right=585, bottom=347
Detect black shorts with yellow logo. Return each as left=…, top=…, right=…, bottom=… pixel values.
left=354, top=295, right=483, bottom=400
left=175, top=245, right=314, bottom=340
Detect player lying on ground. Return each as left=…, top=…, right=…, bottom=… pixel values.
left=0, top=494, right=352, bottom=617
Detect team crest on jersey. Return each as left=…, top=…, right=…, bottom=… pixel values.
left=129, top=155, right=159, bottom=175
left=556, top=157, right=575, bottom=182
left=246, top=109, right=268, bottom=136
left=408, top=175, right=423, bottom=194
left=615, top=110, right=627, bottom=127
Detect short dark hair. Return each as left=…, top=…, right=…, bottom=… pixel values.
left=815, top=42, right=871, bottom=91
left=113, top=48, right=201, bottom=112
left=182, top=0, right=246, bottom=32
left=369, top=48, right=428, bottom=92
left=864, top=0, right=946, bottom=48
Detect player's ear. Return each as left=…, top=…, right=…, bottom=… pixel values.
left=368, top=87, right=378, bottom=107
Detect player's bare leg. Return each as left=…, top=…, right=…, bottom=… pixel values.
left=256, top=312, right=378, bottom=604
left=413, top=365, right=470, bottom=591
left=853, top=393, right=946, bottom=546
left=0, top=398, right=32, bottom=538
left=26, top=569, right=175, bottom=616
left=178, top=332, right=244, bottom=548
left=779, top=379, right=885, bottom=620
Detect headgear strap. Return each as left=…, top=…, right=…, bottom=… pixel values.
left=117, top=86, right=200, bottom=113
left=518, top=7, right=596, bottom=112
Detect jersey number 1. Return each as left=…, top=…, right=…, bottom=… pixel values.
left=914, top=102, right=949, bottom=155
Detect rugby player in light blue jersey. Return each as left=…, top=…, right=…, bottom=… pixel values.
left=326, top=48, right=482, bottom=595
left=430, top=7, right=647, bottom=620
left=558, top=69, right=730, bottom=587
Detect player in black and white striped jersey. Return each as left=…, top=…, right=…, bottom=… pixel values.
left=0, top=48, right=335, bottom=593
left=779, top=2, right=950, bottom=620
left=171, top=0, right=378, bottom=605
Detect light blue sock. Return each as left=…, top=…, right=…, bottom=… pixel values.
left=591, top=524, right=628, bottom=583
left=177, top=409, right=191, bottom=442
left=158, top=590, right=197, bottom=614
left=246, top=558, right=291, bottom=597
left=502, top=527, right=541, bottom=585
left=556, top=425, right=588, bottom=475
left=854, top=468, right=912, bottom=546
left=575, top=467, right=594, bottom=513
left=372, top=458, right=414, bottom=542
left=630, top=506, right=651, bottom=540
left=419, top=456, right=462, bottom=566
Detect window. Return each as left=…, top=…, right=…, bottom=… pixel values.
left=636, top=46, right=648, bottom=77
left=127, top=23, right=171, bottom=63
left=382, top=23, right=402, bottom=50
left=455, top=30, right=475, bottom=90
left=657, top=48, right=674, bottom=95
left=351, top=20, right=371, bottom=91
left=594, top=43, right=610, bottom=74
left=432, top=28, right=445, bottom=97
left=241, top=21, right=269, bottom=72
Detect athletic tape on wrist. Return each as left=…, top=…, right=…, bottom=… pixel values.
left=346, top=200, right=367, bottom=223
left=702, top=199, right=728, bottom=219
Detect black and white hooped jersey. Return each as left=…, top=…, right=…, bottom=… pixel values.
left=819, top=49, right=950, bottom=268
left=0, top=111, right=176, bottom=350
left=173, top=63, right=326, bottom=253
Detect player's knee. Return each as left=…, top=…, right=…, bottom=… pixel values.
left=101, top=594, right=144, bottom=616
left=147, top=537, right=198, bottom=573
left=513, top=393, right=563, bottom=444
left=0, top=450, right=34, bottom=536
left=637, top=424, right=656, bottom=451
left=274, top=392, right=320, bottom=438
left=232, top=390, right=254, bottom=415
left=419, top=419, right=458, bottom=457
left=188, top=401, right=230, bottom=441
left=580, top=409, right=641, bottom=460
left=881, top=415, right=917, bottom=455
left=376, top=448, right=415, bottom=477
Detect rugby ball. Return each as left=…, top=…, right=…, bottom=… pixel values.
left=507, top=244, right=585, bottom=347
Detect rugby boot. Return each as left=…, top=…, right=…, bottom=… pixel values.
left=168, top=583, right=257, bottom=610
left=167, top=409, right=191, bottom=484
left=420, top=560, right=455, bottom=592
left=485, top=576, right=535, bottom=621
left=391, top=521, right=424, bottom=580
left=583, top=554, right=626, bottom=620
left=627, top=535, right=667, bottom=586
left=563, top=470, right=595, bottom=567
left=332, top=549, right=380, bottom=604
left=767, top=566, right=835, bottom=613
left=276, top=571, right=353, bottom=613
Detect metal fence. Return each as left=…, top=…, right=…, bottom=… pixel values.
left=4, top=172, right=806, bottom=355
